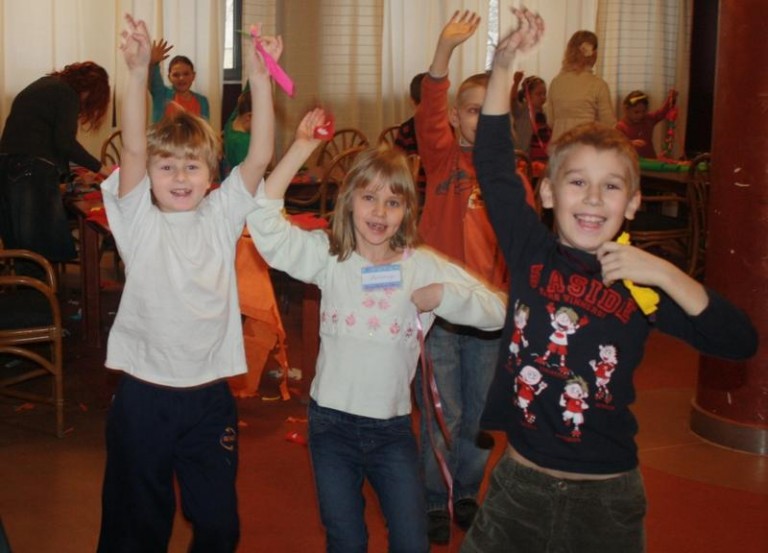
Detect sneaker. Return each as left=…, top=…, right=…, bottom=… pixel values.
left=427, top=509, right=451, bottom=545
left=453, top=498, right=479, bottom=530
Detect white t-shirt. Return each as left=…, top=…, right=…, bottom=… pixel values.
left=101, top=167, right=259, bottom=387
left=246, top=190, right=506, bottom=419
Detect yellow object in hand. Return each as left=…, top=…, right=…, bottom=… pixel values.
left=616, top=232, right=660, bottom=315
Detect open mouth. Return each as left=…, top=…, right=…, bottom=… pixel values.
left=574, top=214, right=606, bottom=231
left=170, top=188, right=192, bottom=198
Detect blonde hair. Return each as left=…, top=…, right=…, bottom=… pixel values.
left=456, top=72, right=489, bottom=106
left=546, top=122, right=640, bottom=194
left=562, top=30, right=598, bottom=72
left=147, top=111, right=220, bottom=175
left=329, top=145, right=420, bottom=261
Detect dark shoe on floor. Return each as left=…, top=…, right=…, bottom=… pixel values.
left=453, top=498, right=479, bottom=530
left=427, top=509, right=451, bottom=545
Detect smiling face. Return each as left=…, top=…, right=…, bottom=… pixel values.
left=540, top=145, right=640, bottom=254
left=351, top=177, right=405, bottom=260
left=168, top=61, right=196, bottom=94
left=148, top=154, right=211, bottom=212
left=528, top=81, right=547, bottom=110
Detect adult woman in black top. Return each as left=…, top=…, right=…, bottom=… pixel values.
left=0, top=61, right=111, bottom=262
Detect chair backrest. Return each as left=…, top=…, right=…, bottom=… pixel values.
left=0, top=249, right=64, bottom=436
left=319, top=145, right=368, bottom=218
left=100, top=130, right=123, bottom=167
left=316, top=128, right=369, bottom=168
left=378, top=125, right=400, bottom=147
left=688, top=152, right=711, bottom=278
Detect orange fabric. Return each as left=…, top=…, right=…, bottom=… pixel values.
left=230, top=230, right=290, bottom=399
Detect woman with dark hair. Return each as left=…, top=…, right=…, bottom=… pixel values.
left=545, top=30, right=616, bottom=142
left=0, top=61, right=111, bottom=263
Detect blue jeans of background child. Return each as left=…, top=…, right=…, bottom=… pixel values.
left=308, top=400, right=429, bottom=553
left=416, top=321, right=501, bottom=511
left=98, top=375, right=239, bottom=553
left=461, top=453, right=647, bottom=553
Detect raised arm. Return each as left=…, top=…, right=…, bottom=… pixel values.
left=238, top=32, right=281, bottom=195
left=429, top=10, right=481, bottom=78
left=263, top=108, right=325, bottom=200
left=118, top=14, right=151, bottom=197
left=484, top=8, right=545, bottom=116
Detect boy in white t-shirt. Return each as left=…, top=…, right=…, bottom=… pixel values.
left=96, top=15, right=281, bottom=552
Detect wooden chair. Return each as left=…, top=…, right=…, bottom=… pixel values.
left=100, top=130, right=122, bottom=167
left=315, top=128, right=369, bottom=168
left=378, top=125, right=400, bottom=147
left=688, top=153, right=712, bottom=278
left=286, top=146, right=367, bottom=218
left=627, top=163, right=702, bottom=277
left=0, top=249, right=64, bottom=437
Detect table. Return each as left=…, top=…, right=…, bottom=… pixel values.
left=640, top=169, right=689, bottom=194
left=67, top=198, right=110, bottom=347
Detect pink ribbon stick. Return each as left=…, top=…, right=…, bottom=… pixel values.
left=245, top=26, right=295, bottom=97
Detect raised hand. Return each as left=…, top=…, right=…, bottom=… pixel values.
left=440, top=10, right=481, bottom=48
left=150, top=38, right=172, bottom=65
left=493, top=7, right=545, bottom=70
left=120, top=14, right=151, bottom=72
left=295, top=108, right=327, bottom=145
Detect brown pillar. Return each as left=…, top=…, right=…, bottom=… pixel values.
left=689, top=0, right=768, bottom=454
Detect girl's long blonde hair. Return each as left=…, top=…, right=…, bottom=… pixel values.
left=329, top=145, right=420, bottom=261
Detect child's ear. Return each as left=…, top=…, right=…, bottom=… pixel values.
left=539, top=178, right=554, bottom=209
left=449, top=105, right=460, bottom=129
left=623, top=189, right=642, bottom=220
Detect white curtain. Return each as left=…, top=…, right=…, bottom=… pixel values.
left=381, top=0, right=490, bottom=135
left=597, top=0, right=692, bottom=159
left=1, top=0, right=224, bottom=160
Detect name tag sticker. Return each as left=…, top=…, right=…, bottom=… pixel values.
left=361, top=264, right=402, bottom=290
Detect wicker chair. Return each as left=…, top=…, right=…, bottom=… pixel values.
left=0, top=249, right=65, bottom=436
left=315, top=128, right=369, bottom=168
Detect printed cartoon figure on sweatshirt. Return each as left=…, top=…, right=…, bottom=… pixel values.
left=559, top=376, right=590, bottom=439
left=514, top=364, right=547, bottom=424
left=590, top=343, right=618, bottom=404
left=507, top=300, right=530, bottom=367
left=534, top=302, right=589, bottom=375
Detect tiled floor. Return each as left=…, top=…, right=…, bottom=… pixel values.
left=1, top=270, right=766, bottom=552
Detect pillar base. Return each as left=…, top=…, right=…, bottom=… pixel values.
left=690, top=401, right=768, bottom=455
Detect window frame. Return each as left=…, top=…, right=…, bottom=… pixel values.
left=224, top=0, right=243, bottom=83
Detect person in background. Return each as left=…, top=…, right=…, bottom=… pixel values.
left=0, top=61, right=111, bottom=265
left=149, top=38, right=210, bottom=123
left=617, top=89, right=678, bottom=159
left=97, top=15, right=278, bottom=552
left=511, top=71, right=551, bottom=162
left=394, top=72, right=427, bottom=156
left=545, top=29, right=616, bottom=142
left=463, top=9, right=757, bottom=552
left=222, top=88, right=253, bottom=177
left=414, top=10, right=531, bottom=545
left=246, top=109, right=506, bottom=552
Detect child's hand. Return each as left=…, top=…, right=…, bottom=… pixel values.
left=295, top=108, right=326, bottom=145
left=667, top=89, right=678, bottom=103
left=597, top=239, right=668, bottom=288
left=493, top=8, right=545, bottom=70
left=439, top=10, right=481, bottom=50
left=150, top=38, right=172, bottom=65
left=411, top=283, right=444, bottom=313
left=120, top=14, right=151, bottom=71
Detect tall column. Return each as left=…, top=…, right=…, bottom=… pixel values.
left=690, top=0, right=768, bottom=454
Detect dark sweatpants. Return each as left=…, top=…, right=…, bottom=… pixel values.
left=97, top=375, right=239, bottom=553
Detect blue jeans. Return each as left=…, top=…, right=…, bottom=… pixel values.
left=416, top=321, right=501, bottom=511
left=308, top=400, right=429, bottom=553
left=461, top=454, right=647, bottom=553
